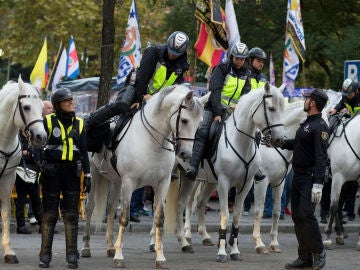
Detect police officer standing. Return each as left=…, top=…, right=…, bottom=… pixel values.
left=39, top=88, right=91, bottom=269
left=186, top=41, right=251, bottom=179
left=281, top=89, right=329, bottom=270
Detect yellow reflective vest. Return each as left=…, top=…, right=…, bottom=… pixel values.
left=220, top=73, right=247, bottom=106
left=148, top=64, right=178, bottom=95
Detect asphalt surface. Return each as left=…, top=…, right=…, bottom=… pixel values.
left=1, top=199, right=360, bottom=269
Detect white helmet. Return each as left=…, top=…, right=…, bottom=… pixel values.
left=342, top=78, right=358, bottom=96
left=167, top=31, right=190, bottom=56
left=230, top=42, right=249, bottom=59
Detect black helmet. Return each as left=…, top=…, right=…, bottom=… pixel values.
left=342, top=78, right=358, bottom=96
left=167, top=31, right=189, bottom=56
left=51, top=87, right=73, bottom=106
left=230, top=42, right=249, bottom=59
left=249, top=47, right=267, bottom=60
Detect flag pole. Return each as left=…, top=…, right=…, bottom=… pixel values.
left=192, top=19, right=200, bottom=87
left=45, top=41, right=63, bottom=92
left=302, top=61, right=306, bottom=86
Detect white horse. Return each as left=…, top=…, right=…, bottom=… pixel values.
left=167, top=82, right=285, bottom=262
left=81, top=85, right=206, bottom=268
left=0, top=76, right=47, bottom=264
left=323, top=113, right=360, bottom=250
left=172, top=94, right=299, bottom=255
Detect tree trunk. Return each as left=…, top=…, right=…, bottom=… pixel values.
left=97, top=0, right=115, bottom=108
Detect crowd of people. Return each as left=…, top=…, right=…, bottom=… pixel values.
left=9, top=30, right=359, bottom=270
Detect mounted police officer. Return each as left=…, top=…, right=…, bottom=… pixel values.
left=330, top=78, right=360, bottom=116
left=248, top=47, right=268, bottom=89
left=281, top=88, right=329, bottom=270
left=39, top=88, right=91, bottom=269
left=86, top=31, right=190, bottom=129
left=185, top=41, right=251, bottom=180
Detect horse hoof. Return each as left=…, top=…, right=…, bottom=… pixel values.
left=230, top=253, right=242, bottom=261
left=185, top=237, right=192, bottom=244
left=155, top=260, right=168, bottom=269
left=149, top=244, right=155, bottom=252
left=107, top=249, right=115, bottom=258
left=181, top=245, right=194, bottom=253
left=323, top=239, right=332, bottom=246
left=4, top=255, right=19, bottom=264
left=113, top=259, right=126, bottom=268
left=80, top=248, right=91, bottom=258
left=255, top=246, right=269, bottom=254
left=269, top=245, right=282, bottom=253
left=216, top=254, right=228, bottom=263
left=202, top=238, right=214, bottom=246
left=336, top=236, right=344, bottom=245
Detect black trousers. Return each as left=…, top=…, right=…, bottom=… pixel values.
left=291, top=172, right=324, bottom=258
left=15, top=175, right=43, bottom=227
left=320, top=177, right=331, bottom=218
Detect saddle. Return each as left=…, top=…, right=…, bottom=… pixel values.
left=85, top=119, right=110, bottom=153
left=205, top=120, right=224, bottom=160
left=106, top=111, right=135, bottom=150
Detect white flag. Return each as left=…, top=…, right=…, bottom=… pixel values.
left=52, top=48, right=67, bottom=91
left=225, top=0, right=240, bottom=49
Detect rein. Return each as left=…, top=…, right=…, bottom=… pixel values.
left=140, top=99, right=193, bottom=152
left=0, top=141, right=21, bottom=178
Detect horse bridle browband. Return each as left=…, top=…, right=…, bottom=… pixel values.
left=140, top=98, right=194, bottom=152
left=17, top=94, right=44, bottom=133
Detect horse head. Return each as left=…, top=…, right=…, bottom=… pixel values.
left=14, top=76, right=47, bottom=147
left=160, top=85, right=204, bottom=160
left=250, top=82, right=285, bottom=147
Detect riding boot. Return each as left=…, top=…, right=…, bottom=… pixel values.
left=63, top=192, right=80, bottom=269
left=39, top=212, right=58, bottom=268
left=186, top=139, right=207, bottom=180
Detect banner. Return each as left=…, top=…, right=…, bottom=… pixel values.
left=225, top=0, right=240, bottom=50
left=195, top=0, right=228, bottom=50
left=30, top=38, right=48, bottom=89
left=194, top=22, right=226, bottom=68
left=66, top=35, right=80, bottom=79
left=51, top=48, right=67, bottom=91
left=286, top=0, right=306, bottom=62
left=269, top=53, right=275, bottom=85
left=116, top=0, right=142, bottom=86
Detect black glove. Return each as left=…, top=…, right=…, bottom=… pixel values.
left=83, top=174, right=91, bottom=193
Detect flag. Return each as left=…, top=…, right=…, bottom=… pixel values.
left=269, top=53, right=275, bottom=85
left=225, top=0, right=240, bottom=49
left=50, top=48, right=67, bottom=91
left=30, top=38, right=48, bottom=89
left=66, top=35, right=80, bottom=79
left=282, top=0, right=303, bottom=94
left=286, top=0, right=306, bottom=62
left=195, top=0, right=228, bottom=50
left=194, top=22, right=227, bottom=68
left=116, top=0, right=142, bottom=86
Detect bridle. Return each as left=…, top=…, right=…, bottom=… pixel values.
left=140, top=98, right=195, bottom=153
left=224, top=93, right=284, bottom=194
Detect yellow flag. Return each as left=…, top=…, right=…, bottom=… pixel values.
left=30, top=38, right=48, bottom=89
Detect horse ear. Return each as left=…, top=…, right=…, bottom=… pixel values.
left=184, top=90, right=194, bottom=105
left=198, top=92, right=210, bottom=107
left=18, top=75, right=25, bottom=92
left=265, top=81, right=270, bottom=94
left=278, top=83, right=286, bottom=93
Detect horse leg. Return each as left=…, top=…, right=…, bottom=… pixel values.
left=177, top=168, right=197, bottom=253
left=113, top=185, right=132, bottom=268
left=1, top=178, right=19, bottom=264
left=269, top=182, right=284, bottom=253
left=253, top=178, right=269, bottom=254
left=228, top=189, right=247, bottom=261
left=80, top=181, right=95, bottom=258
left=216, top=182, right=230, bottom=263
left=106, top=183, right=121, bottom=258
left=197, top=182, right=216, bottom=246
left=153, top=182, right=170, bottom=269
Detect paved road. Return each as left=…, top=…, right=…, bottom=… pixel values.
left=2, top=199, right=360, bottom=270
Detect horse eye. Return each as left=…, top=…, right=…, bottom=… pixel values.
left=181, top=119, right=188, bottom=125
left=23, top=105, right=31, bottom=111
left=268, top=107, right=275, bottom=112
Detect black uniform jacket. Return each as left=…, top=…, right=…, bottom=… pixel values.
left=134, top=44, right=189, bottom=103
left=282, top=113, right=329, bottom=184
left=207, top=60, right=251, bottom=117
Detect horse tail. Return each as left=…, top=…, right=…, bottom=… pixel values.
left=164, top=177, right=179, bottom=236
left=92, top=173, right=110, bottom=231
left=191, top=181, right=203, bottom=215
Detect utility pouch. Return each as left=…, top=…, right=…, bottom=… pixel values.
left=76, top=160, right=82, bottom=177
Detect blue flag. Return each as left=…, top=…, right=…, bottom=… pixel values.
left=116, top=0, right=142, bottom=86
